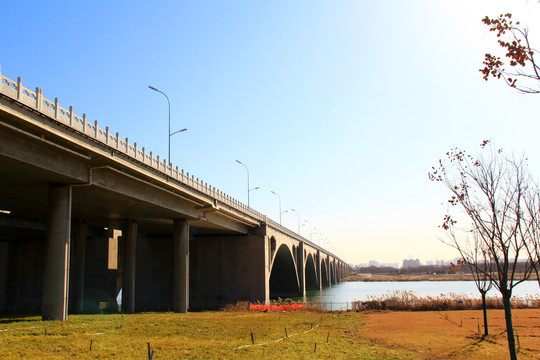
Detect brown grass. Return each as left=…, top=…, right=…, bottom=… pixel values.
left=352, top=290, right=540, bottom=311
left=361, top=308, right=540, bottom=359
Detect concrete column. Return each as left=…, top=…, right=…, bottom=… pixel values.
left=328, top=260, right=333, bottom=288
left=173, top=219, right=189, bottom=313
left=298, top=243, right=305, bottom=297
left=42, top=185, right=72, bottom=321
left=122, top=222, right=137, bottom=313
left=317, top=252, right=322, bottom=290
left=70, top=221, right=87, bottom=313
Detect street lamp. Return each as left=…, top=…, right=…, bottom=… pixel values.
left=313, top=227, right=320, bottom=246
left=270, top=190, right=283, bottom=224
left=290, top=209, right=300, bottom=234
left=236, top=160, right=258, bottom=207
left=148, top=85, right=187, bottom=165
left=303, top=219, right=312, bottom=243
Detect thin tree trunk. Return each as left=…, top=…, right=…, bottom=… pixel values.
left=482, top=291, right=489, bottom=336
left=503, top=296, right=517, bottom=360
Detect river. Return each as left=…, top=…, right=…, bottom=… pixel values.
left=297, top=280, right=540, bottom=310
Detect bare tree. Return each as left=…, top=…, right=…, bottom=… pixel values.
left=451, top=246, right=493, bottom=336
left=480, top=13, right=540, bottom=94
left=523, top=191, right=540, bottom=288
left=429, top=141, right=538, bottom=360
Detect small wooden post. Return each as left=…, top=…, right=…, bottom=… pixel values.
left=250, top=332, right=254, bottom=345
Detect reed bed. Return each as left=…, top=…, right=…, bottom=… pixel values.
left=351, top=290, right=540, bottom=311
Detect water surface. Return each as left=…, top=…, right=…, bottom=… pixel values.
left=298, top=280, right=540, bottom=310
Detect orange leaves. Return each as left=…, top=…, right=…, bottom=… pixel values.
left=480, top=13, right=539, bottom=94
left=480, top=53, right=504, bottom=81
left=441, top=214, right=457, bottom=230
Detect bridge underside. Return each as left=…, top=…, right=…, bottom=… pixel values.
left=0, top=149, right=348, bottom=315
left=0, top=93, right=349, bottom=317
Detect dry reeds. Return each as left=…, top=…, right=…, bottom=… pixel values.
left=351, top=290, right=540, bottom=311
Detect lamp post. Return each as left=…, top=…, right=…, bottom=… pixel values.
left=148, top=85, right=187, bottom=165
left=236, top=160, right=258, bottom=207
left=303, top=220, right=312, bottom=243
left=290, top=209, right=300, bottom=234
left=270, top=190, right=283, bottom=224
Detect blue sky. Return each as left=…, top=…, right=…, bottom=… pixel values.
left=2, top=0, right=540, bottom=265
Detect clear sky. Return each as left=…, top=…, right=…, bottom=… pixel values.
left=2, top=0, right=540, bottom=265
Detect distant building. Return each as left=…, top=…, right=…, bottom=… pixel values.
left=368, top=260, right=380, bottom=267
left=426, top=260, right=434, bottom=266
left=402, top=258, right=420, bottom=268
left=436, top=260, right=446, bottom=266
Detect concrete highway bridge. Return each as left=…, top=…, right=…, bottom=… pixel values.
left=0, top=68, right=350, bottom=321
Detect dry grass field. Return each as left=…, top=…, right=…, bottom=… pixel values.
left=362, top=309, right=540, bottom=359
left=0, top=308, right=539, bottom=359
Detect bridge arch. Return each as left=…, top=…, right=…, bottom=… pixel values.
left=270, top=236, right=277, bottom=258
left=321, top=258, right=329, bottom=287
left=304, top=253, right=319, bottom=290
left=330, top=261, right=335, bottom=285
left=269, top=244, right=300, bottom=298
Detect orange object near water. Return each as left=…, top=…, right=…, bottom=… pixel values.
left=249, top=304, right=303, bottom=311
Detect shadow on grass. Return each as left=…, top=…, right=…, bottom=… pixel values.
left=0, top=314, right=40, bottom=324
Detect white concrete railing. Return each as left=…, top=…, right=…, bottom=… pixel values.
left=0, top=68, right=263, bottom=220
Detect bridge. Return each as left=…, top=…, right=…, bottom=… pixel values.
left=0, top=68, right=350, bottom=321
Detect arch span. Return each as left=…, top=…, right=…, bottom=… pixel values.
left=321, top=259, right=329, bottom=287
left=270, top=244, right=300, bottom=298
left=305, top=253, right=319, bottom=290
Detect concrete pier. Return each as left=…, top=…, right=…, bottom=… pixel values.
left=42, top=185, right=72, bottom=321
left=298, top=242, right=305, bottom=297
left=70, top=221, right=87, bottom=313
left=122, top=222, right=137, bottom=313
left=174, top=219, right=189, bottom=313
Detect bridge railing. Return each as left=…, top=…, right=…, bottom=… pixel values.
left=0, top=68, right=263, bottom=221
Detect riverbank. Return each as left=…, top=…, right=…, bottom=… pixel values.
left=1, top=309, right=539, bottom=359
left=344, top=273, right=475, bottom=281
left=344, top=273, right=539, bottom=282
